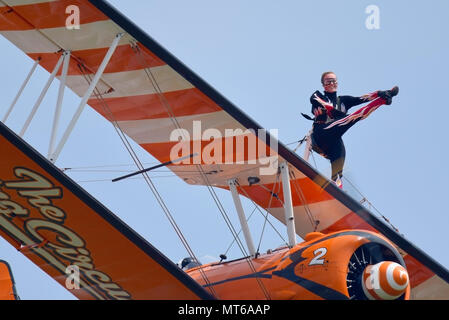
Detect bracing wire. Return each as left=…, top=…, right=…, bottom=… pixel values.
left=78, top=61, right=219, bottom=298
left=132, top=44, right=272, bottom=299
left=290, top=169, right=320, bottom=231
left=297, top=137, right=400, bottom=235
left=253, top=179, right=284, bottom=253
left=343, top=176, right=402, bottom=235
left=222, top=176, right=288, bottom=257
left=235, top=175, right=288, bottom=253
left=222, top=206, right=257, bottom=257
left=196, top=166, right=271, bottom=299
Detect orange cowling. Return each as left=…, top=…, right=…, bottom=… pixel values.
left=186, top=230, right=411, bottom=300
left=0, top=261, right=18, bottom=300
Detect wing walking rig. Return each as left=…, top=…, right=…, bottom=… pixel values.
left=0, top=0, right=448, bottom=300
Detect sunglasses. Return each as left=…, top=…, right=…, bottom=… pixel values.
left=323, top=79, right=338, bottom=85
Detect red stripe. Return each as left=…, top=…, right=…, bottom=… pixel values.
left=6, top=0, right=108, bottom=30
left=88, top=88, right=222, bottom=121
left=0, top=6, right=34, bottom=30
left=320, top=211, right=377, bottom=234
left=28, top=43, right=166, bottom=76
left=141, top=136, right=276, bottom=165
left=325, top=98, right=384, bottom=129
left=403, top=254, right=434, bottom=288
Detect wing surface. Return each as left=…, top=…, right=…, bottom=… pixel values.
left=0, top=121, right=213, bottom=300
left=0, top=0, right=448, bottom=299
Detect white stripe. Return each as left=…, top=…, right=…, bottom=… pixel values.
left=168, top=159, right=294, bottom=187
left=63, top=65, right=193, bottom=98
left=386, top=262, right=408, bottom=291
left=101, top=65, right=194, bottom=98
left=1, top=29, right=59, bottom=53
left=1, top=20, right=129, bottom=53
left=42, top=20, right=129, bottom=52
left=59, top=74, right=111, bottom=99
left=410, top=275, right=449, bottom=300
left=116, top=110, right=245, bottom=144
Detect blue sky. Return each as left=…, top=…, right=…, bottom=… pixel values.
left=0, top=0, right=448, bottom=299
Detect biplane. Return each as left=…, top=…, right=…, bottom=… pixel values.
left=0, top=0, right=448, bottom=300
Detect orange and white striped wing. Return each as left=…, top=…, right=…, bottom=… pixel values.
left=0, top=0, right=448, bottom=299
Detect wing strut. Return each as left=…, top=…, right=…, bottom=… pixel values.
left=50, top=33, right=124, bottom=163
left=48, top=50, right=71, bottom=160
left=2, top=58, right=40, bottom=123
left=280, top=161, right=297, bottom=247
left=19, top=54, right=64, bottom=137
left=228, top=179, right=256, bottom=257
left=303, top=130, right=313, bottom=161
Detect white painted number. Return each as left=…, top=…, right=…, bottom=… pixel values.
left=309, top=247, right=327, bottom=266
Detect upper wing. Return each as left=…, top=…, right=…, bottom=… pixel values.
left=0, top=120, right=213, bottom=300
left=0, top=0, right=448, bottom=299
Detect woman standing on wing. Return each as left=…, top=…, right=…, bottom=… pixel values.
left=309, top=71, right=398, bottom=188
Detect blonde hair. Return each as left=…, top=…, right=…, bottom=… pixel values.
left=321, top=71, right=336, bottom=84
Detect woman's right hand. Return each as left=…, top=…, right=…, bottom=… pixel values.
left=313, top=107, right=323, bottom=117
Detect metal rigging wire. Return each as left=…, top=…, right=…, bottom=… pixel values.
left=132, top=43, right=272, bottom=299
left=234, top=175, right=289, bottom=253
left=78, top=59, right=219, bottom=298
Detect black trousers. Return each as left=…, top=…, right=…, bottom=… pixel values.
left=311, top=123, right=347, bottom=181
left=311, top=97, right=386, bottom=181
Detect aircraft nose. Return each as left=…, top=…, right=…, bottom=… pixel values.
left=362, top=261, right=409, bottom=300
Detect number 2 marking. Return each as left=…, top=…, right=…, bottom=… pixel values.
left=309, top=247, right=327, bottom=265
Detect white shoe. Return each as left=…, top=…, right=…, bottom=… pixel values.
left=334, top=177, right=343, bottom=189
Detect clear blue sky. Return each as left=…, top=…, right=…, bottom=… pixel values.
left=0, top=0, right=448, bottom=299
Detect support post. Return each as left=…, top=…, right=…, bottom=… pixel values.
left=48, top=50, right=71, bottom=160
left=50, top=33, right=123, bottom=162
left=2, top=58, right=40, bottom=123
left=303, top=131, right=312, bottom=161
left=228, top=179, right=256, bottom=257
left=19, top=54, right=64, bottom=137
left=280, top=161, right=297, bottom=247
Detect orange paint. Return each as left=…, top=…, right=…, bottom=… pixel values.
left=9, top=0, right=108, bottom=30
left=88, top=88, right=221, bottom=121
left=28, top=43, right=166, bottom=77
left=0, top=261, right=17, bottom=300
left=0, top=6, right=34, bottom=30
left=187, top=230, right=410, bottom=300
left=0, top=122, right=208, bottom=300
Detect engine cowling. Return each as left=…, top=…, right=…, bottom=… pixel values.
left=346, top=242, right=410, bottom=300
